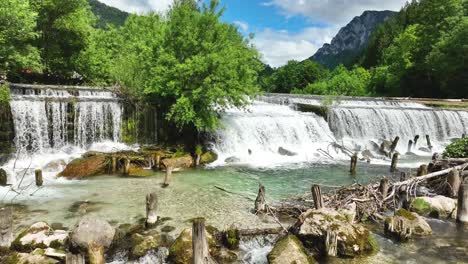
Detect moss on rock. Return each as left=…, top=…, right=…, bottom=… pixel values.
left=268, top=235, right=316, bottom=264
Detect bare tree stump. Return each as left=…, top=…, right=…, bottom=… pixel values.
left=163, top=166, right=173, bottom=188
left=390, top=153, right=399, bottom=173
left=146, top=193, right=158, bottom=227
left=88, top=241, right=105, bottom=264
left=414, top=135, right=420, bottom=147
left=350, top=153, right=357, bottom=175
left=311, top=185, right=323, bottom=209
left=407, top=140, right=413, bottom=153
left=66, top=253, right=85, bottom=264
left=192, top=218, right=216, bottom=264
left=426, top=135, right=433, bottom=151
left=417, top=164, right=428, bottom=176
left=379, top=178, right=390, bottom=198
left=0, top=169, right=7, bottom=186
left=254, top=184, right=266, bottom=213
left=390, top=136, right=400, bottom=153
left=35, top=169, right=43, bottom=187
left=123, top=159, right=130, bottom=175
left=111, top=157, right=117, bottom=174
left=195, top=154, right=201, bottom=167
left=154, top=155, right=161, bottom=170
left=457, top=184, right=468, bottom=224
left=325, top=230, right=337, bottom=257
left=0, top=207, right=13, bottom=248
left=448, top=169, right=461, bottom=198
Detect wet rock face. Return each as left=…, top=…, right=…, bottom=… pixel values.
left=410, top=196, right=457, bottom=219
left=268, top=235, right=316, bottom=264
left=12, top=222, right=68, bottom=252
left=295, top=208, right=378, bottom=258
left=384, top=209, right=432, bottom=242
left=59, top=155, right=107, bottom=179
left=70, top=217, right=115, bottom=251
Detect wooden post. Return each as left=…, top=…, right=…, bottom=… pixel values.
left=417, top=164, right=428, bottom=176
left=111, top=157, right=117, bottom=174
left=407, top=140, right=413, bottom=153
left=254, top=184, right=266, bottom=213
left=414, top=135, right=420, bottom=146
left=447, top=168, right=461, bottom=198
left=0, top=207, right=13, bottom=248
left=192, top=218, right=215, bottom=264
left=325, top=230, right=337, bottom=257
left=350, top=153, right=357, bottom=175
left=154, top=155, right=161, bottom=170
left=457, top=184, right=468, bottom=224
left=35, top=169, right=43, bottom=187
left=123, top=159, right=130, bottom=175
left=390, top=136, right=400, bottom=153
left=146, top=193, right=158, bottom=227
left=379, top=178, right=390, bottom=198
left=390, top=153, right=399, bottom=173
left=195, top=154, right=201, bottom=167
left=426, top=135, right=433, bottom=151
left=311, top=185, right=323, bottom=209
left=66, top=253, right=85, bottom=264
left=88, top=242, right=105, bottom=264
left=163, top=166, right=173, bottom=188
left=0, top=169, right=7, bottom=186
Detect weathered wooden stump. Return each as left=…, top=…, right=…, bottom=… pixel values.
left=414, top=135, right=420, bottom=146
left=417, top=164, right=428, bottom=176
left=0, top=207, right=13, bottom=248
left=192, top=218, right=216, bottom=264
left=311, top=184, right=323, bottom=209
left=35, top=169, right=43, bottom=186
left=350, top=153, right=358, bottom=175
left=111, top=157, right=117, bottom=174
left=390, top=153, right=399, bottom=173
left=325, top=230, right=337, bottom=257
left=195, top=154, right=201, bottom=167
left=163, top=166, right=173, bottom=188
left=66, top=253, right=85, bottom=264
left=457, top=184, right=468, bottom=224
left=0, top=168, right=7, bottom=186
left=407, top=140, right=413, bottom=153
left=146, top=192, right=158, bottom=227
left=379, top=177, right=390, bottom=198
left=123, top=158, right=130, bottom=175
left=88, top=241, right=105, bottom=264
left=390, top=136, right=400, bottom=153
left=254, top=184, right=266, bottom=213
left=154, top=155, right=161, bottom=170
left=448, top=169, right=461, bottom=198
left=426, top=135, right=433, bottom=151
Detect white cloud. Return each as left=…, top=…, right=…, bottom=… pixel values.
left=234, top=21, right=249, bottom=32
left=265, top=0, right=407, bottom=24
left=253, top=26, right=339, bottom=67
left=99, top=0, right=172, bottom=14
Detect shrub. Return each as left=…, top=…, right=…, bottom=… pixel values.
left=443, top=137, right=468, bottom=158
left=0, top=83, right=10, bottom=103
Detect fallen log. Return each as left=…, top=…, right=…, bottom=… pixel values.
left=394, top=163, right=468, bottom=187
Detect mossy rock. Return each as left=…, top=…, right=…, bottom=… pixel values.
left=384, top=209, right=432, bottom=242
left=223, top=229, right=240, bottom=250
left=59, top=155, right=108, bottom=179
left=200, top=151, right=218, bottom=164
left=268, top=235, right=316, bottom=264
left=127, top=167, right=155, bottom=177
left=410, top=196, right=457, bottom=219
left=130, top=233, right=163, bottom=259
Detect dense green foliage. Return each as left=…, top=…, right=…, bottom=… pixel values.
left=443, top=138, right=468, bottom=158
left=0, top=83, right=10, bottom=103
left=89, top=0, right=129, bottom=28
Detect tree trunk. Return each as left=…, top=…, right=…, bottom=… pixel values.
left=146, top=193, right=158, bottom=227
left=163, top=166, right=173, bottom=188
left=111, top=157, right=117, bottom=174
left=349, top=153, right=357, bottom=175
left=390, top=136, right=400, bottom=153
left=66, top=253, right=85, bottom=264
left=0, top=207, right=13, bottom=248
left=123, top=159, right=130, bottom=175
left=35, top=169, right=43, bottom=187
left=325, top=230, right=337, bottom=257
left=88, top=242, right=105, bottom=264
left=379, top=178, right=389, bottom=198
left=447, top=168, right=461, bottom=198
left=254, top=184, right=266, bottom=213
left=426, top=135, right=433, bottom=151
left=457, top=184, right=468, bottom=224
left=154, top=155, right=161, bottom=171
left=407, top=140, right=413, bottom=153
left=192, top=218, right=216, bottom=264
left=417, top=164, right=428, bottom=176
left=195, top=154, right=201, bottom=167
left=311, top=184, right=323, bottom=209
left=390, top=153, right=399, bottom=173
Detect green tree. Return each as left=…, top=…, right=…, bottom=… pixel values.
left=145, top=0, right=262, bottom=130
left=0, top=0, right=40, bottom=74
left=31, top=0, right=95, bottom=76
left=268, top=60, right=328, bottom=93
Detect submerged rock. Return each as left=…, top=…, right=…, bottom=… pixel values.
left=384, top=209, right=432, bottom=242
left=268, top=235, right=316, bottom=264
left=278, top=147, right=297, bottom=156
left=295, top=208, right=378, bottom=258
left=410, top=196, right=457, bottom=219
left=42, top=160, right=66, bottom=172
left=70, top=217, right=115, bottom=251
left=224, top=156, right=240, bottom=163
left=59, top=155, right=107, bottom=179
left=12, top=222, right=68, bottom=252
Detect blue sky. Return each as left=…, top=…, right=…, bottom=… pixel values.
left=99, top=0, right=407, bottom=67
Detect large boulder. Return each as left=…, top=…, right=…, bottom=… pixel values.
left=59, top=155, right=107, bottom=179
left=295, top=208, right=378, bottom=258
left=12, top=222, right=68, bottom=252
left=162, top=155, right=193, bottom=169
left=168, top=228, right=220, bottom=264
left=200, top=151, right=218, bottom=165
left=267, top=235, right=316, bottom=264
left=410, top=196, right=457, bottom=219
left=70, top=217, right=115, bottom=251
left=384, top=209, right=432, bottom=242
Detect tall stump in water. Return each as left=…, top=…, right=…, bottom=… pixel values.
left=154, top=155, right=161, bottom=170
left=0, top=169, right=7, bottom=186
left=350, top=153, right=357, bottom=175
left=390, top=153, right=399, bottom=173
left=123, top=159, right=130, bottom=175
left=447, top=169, right=461, bottom=198
left=426, top=135, right=433, bottom=151
left=255, top=184, right=266, bottom=213
left=407, top=140, right=413, bottom=153
left=390, top=136, right=400, bottom=154
left=163, top=166, right=173, bottom=188
left=311, top=185, right=323, bottom=209
left=111, top=157, right=117, bottom=174
left=457, top=184, right=468, bottom=224
left=414, top=135, right=420, bottom=147
left=192, top=218, right=216, bottom=264
left=35, top=169, right=43, bottom=186
left=0, top=207, right=13, bottom=248
left=146, top=193, right=158, bottom=227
